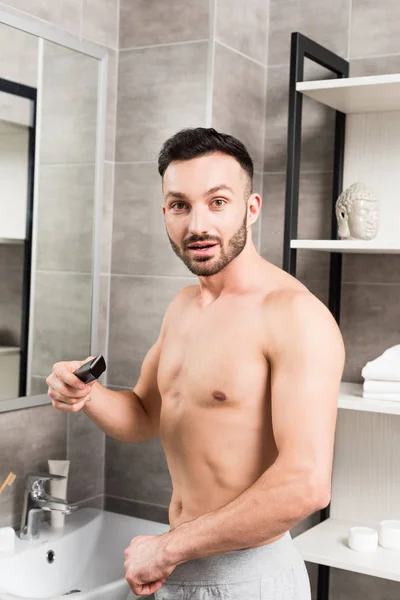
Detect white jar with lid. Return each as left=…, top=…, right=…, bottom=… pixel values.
left=379, top=520, right=400, bottom=549
left=348, top=526, right=378, bottom=551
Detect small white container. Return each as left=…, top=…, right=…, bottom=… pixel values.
left=0, top=526, right=16, bottom=552
left=348, top=526, right=378, bottom=552
left=379, top=520, right=400, bottom=549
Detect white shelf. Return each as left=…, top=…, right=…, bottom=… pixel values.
left=297, top=73, right=400, bottom=113
left=293, top=517, right=400, bottom=582
left=338, top=382, right=400, bottom=416
left=290, top=239, right=400, bottom=253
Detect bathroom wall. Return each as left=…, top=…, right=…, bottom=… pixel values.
left=0, top=1, right=119, bottom=528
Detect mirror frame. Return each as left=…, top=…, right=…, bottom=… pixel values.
left=0, top=6, right=108, bottom=413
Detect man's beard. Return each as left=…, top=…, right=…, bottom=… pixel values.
left=166, top=210, right=248, bottom=277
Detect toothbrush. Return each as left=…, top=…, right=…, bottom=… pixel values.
left=0, top=472, right=16, bottom=496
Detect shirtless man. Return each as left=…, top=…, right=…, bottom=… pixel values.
left=46, top=128, right=345, bottom=599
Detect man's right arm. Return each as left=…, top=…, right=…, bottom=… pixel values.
left=82, top=334, right=164, bottom=443
left=47, top=285, right=196, bottom=442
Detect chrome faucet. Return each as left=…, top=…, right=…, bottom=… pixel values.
left=19, top=473, right=78, bottom=540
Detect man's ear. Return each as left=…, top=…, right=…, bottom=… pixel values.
left=247, top=193, right=262, bottom=225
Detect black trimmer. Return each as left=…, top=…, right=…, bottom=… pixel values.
left=73, top=355, right=106, bottom=384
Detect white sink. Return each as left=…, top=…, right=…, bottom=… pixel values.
left=0, top=507, right=170, bottom=599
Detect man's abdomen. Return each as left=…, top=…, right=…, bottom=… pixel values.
left=160, top=391, right=278, bottom=531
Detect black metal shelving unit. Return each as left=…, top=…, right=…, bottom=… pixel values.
left=282, top=33, right=349, bottom=600
left=0, top=77, right=37, bottom=398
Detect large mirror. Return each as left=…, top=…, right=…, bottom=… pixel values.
left=0, top=18, right=106, bottom=412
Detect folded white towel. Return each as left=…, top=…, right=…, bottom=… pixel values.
left=363, top=391, right=400, bottom=401
left=361, top=344, right=400, bottom=381
left=363, top=380, right=400, bottom=393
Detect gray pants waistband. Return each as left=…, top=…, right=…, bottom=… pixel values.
left=167, top=530, right=302, bottom=584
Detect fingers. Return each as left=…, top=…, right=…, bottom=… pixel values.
left=46, top=358, right=97, bottom=413
left=54, top=358, right=94, bottom=390
left=46, top=377, right=91, bottom=404
left=127, top=579, right=166, bottom=595
left=51, top=397, right=88, bottom=412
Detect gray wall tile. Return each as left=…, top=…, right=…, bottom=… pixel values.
left=105, top=496, right=169, bottom=525
left=101, top=162, right=114, bottom=275
left=268, top=0, right=350, bottom=66
left=350, top=54, right=400, bottom=77
left=215, top=0, right=269, bottom=64
left=0, top=22, right=38, bottom=87
left=264, top=64, right=335, bottom=173
left=29, top=376, right=48, bottom=395
left=298, top=171, right=332, bottom=240
left=105, top=435, right=172, bottom=506
left=252, top=171, right=263, bottom=253
left=82, top=0, right=119, bottom=48
left=330, top=566, right=400, bottom=599
left=40, top=41, right=98, bottom=165
left=1, top=0, right=82, bottom=35
left=116, top=42, right=208, bottom=162
left=36, top=165, right=95, bottom=273
left=340, top=283, right=400, bottom=382
left=0, top=404, right=67, bottom=527
left=260, top=172, right=331, bottom=280
left=212, top=42, right=266, bottom=172
left=97, top=274, right=109, bottom=364
left=112, top=162, right=192, bottom=277
left=342, top=255, right=400, bottom=285
left=30, top=272, right=91, bottom=377
left=119, top=0, right=209, bottom=49
left=260, top=173, right=285, bottom=268
left=67, top=411, right=105, bottom=503
left=0, top=243, right=23, bottom=270
left=350, top=0, right=400, bottom=59
left=76, top=494, right=104, bottom=509
left=108, top=275, right=195, bottom=386
left=0, top=254, right=23, bottom=346
left=105, top=49, right=118, bottom=162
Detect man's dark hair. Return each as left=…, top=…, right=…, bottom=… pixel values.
left=158, top=127, right=254, bottom=195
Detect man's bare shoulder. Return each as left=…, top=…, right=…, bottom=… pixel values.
left=172, top=284, right=199, bottom=305
left=163, top=284, right=199, bottom=321
left=261, top=278, right=344, bottom=361
left=264, top=280, right=336, bottom=327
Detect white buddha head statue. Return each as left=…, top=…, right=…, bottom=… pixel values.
left=335, top=182, right=379, bottom=240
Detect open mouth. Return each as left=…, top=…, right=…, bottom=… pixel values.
left=187, top=243, right=218, bottom=255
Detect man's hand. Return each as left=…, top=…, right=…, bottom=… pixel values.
left=124, top=533, right=176, bottom=595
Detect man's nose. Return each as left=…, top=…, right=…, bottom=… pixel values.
left=188, top=208, right=209, bottom=235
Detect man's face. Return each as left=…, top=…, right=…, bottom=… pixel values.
left=162, top=152, right=250, bottom=277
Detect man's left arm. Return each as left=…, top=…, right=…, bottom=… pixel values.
left=162, top=290, right=346, bottom=566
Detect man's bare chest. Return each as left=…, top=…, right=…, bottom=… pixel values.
left=157, top=299, right=270, bottom=412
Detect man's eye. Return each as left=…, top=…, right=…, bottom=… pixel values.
left=212, top=199, right=226, bottom=207
left=171, top=202, right=186, bottom=210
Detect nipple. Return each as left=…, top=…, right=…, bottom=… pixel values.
left=212, top=390, right=226, bottom=402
